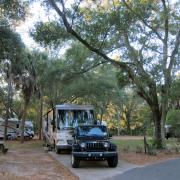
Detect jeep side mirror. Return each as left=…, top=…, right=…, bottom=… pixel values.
left=109, top=134, right=112, bottom=138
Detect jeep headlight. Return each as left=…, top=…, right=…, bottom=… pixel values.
left=80, top=142, right=86, bottom=148
left=103, top=142, right=109, bottom=148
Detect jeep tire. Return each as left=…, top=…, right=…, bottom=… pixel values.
left=107, top=155, right=118, bottom=167
left=71, top=154, right=80, bottom=168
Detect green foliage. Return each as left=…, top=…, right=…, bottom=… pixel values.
left=166, top=110, right=180, bottom=138
left=116, top=71, right=130, bottom=88
left=136, top=145, right=143, bottom=153
left=0, top=0, right=29, bottom=24
left=170, top=78, right=180, bottom=102
left=30, top=21, right=70, bottom=48
left=0, top=26, right=24, bottom=62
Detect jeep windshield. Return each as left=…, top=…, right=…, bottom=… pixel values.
left=77, top=126, right=107, bottom=139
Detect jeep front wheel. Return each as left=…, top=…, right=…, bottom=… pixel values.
left=71, top=154, right=80, bottom=168
left=107, top=156, right=118, bottom=168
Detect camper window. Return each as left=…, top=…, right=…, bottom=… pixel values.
left=57, top=110, right=74, bottom=130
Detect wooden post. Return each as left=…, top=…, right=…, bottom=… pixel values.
left=144, top=136, right=147, bottom=154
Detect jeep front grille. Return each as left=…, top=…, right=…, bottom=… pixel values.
left=86, top=142, right=104, bottom=151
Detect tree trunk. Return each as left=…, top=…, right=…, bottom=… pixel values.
left=153, top=109, right=165, bottom=149
left=126, top=112, right=131, bottom=135
left=20, top=101, right=28, bottom=143
left=4, top=71, right=12, bottom=141
left=100, top=108, right=104, bottom=122
left=39, top=96, right=43, bottom=140
left=117, top=111, right=120, bottom=136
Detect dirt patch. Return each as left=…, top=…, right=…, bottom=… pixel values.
left=119, top=151, right=180, bottom=165
left=0, top=140, right=78, bottom=180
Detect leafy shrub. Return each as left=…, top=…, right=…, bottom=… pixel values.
left=166, top=110, right=180, bottom=138
left=136, top=145, right=143, bottom=153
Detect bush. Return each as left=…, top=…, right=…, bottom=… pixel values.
left=166, top=110, right=180, bottom=138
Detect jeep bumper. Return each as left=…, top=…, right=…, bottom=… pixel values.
left=56, top=144, right=72, bottom=150
left=72, top=151, right=117, bottom=160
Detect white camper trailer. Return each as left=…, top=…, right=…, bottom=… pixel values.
left=0, top=118, right=34, bottom=140
left=43, top=104, right=94, bottom=153
left=0, top=118, right=20, bottom=140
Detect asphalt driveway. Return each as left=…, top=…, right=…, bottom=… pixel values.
left=110, top=158, right=180, bottom=180
left=49, top=151, right=138, bottom=180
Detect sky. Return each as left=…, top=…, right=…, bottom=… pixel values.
left=16, top=1, right=74, bottom=51
left=16, top=2, right=48, bottom=50
left=16, top=0, right=179, bottom=52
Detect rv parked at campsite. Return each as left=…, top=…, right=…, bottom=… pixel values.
left=42, top=104, right=94, bottom=153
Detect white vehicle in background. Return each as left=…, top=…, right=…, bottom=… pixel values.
left=25, top=121, right=35, bottom=139
left=43, top=104, right=94, bottom=153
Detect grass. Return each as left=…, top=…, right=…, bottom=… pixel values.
left=166, top=138, right=180, bottom=148
left=112, top=139, right=144, bottom=151
left=4, top=139, right=44, bottom=150
left=3, top=137, right=180, bottom=152
left=112, top=137, right=180, bottom=152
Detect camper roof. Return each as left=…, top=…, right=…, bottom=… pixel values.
left=55, top=104, right=94, bottom=110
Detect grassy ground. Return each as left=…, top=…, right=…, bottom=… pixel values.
left=4, top=139, right=43, bottom=150
left=112, top=139, right=144, bottom=151
left=112, top=137, right=180, bottom=152
left=166, top=138, right=180, bottom=149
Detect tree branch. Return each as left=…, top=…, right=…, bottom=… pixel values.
left=122, top=0, right=163, bottom=42
left=48, top=0, right=133, bottom=71
left=73, top=60, right=108, bottom=76
left=168, top=29, right=180, bottom=71
left=71, top=0, right=82, bottom=27
left=161, top=0, right=169, bottom=76
left=48, top=0, right=159, bottom=111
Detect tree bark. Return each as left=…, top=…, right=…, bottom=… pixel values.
left=20, top=100, right=28, bottom=143
left=117, top=111, right=120, bottom=136
left=4, top=70, right=12, bottom=141
left=151, top=106, right=165, bottom=149
left=125, top=111, right=131, bottom=135
left=39, top=95, right=43, bottom=140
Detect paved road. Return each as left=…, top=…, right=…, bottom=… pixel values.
left=49, top=152, right=138, bottom=180
left=110, top=158, right=180, bottom=180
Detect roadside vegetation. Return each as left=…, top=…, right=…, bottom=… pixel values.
left=112, top=137, right=180, bottom=165
left=113, top=138, right=180, bottom=152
